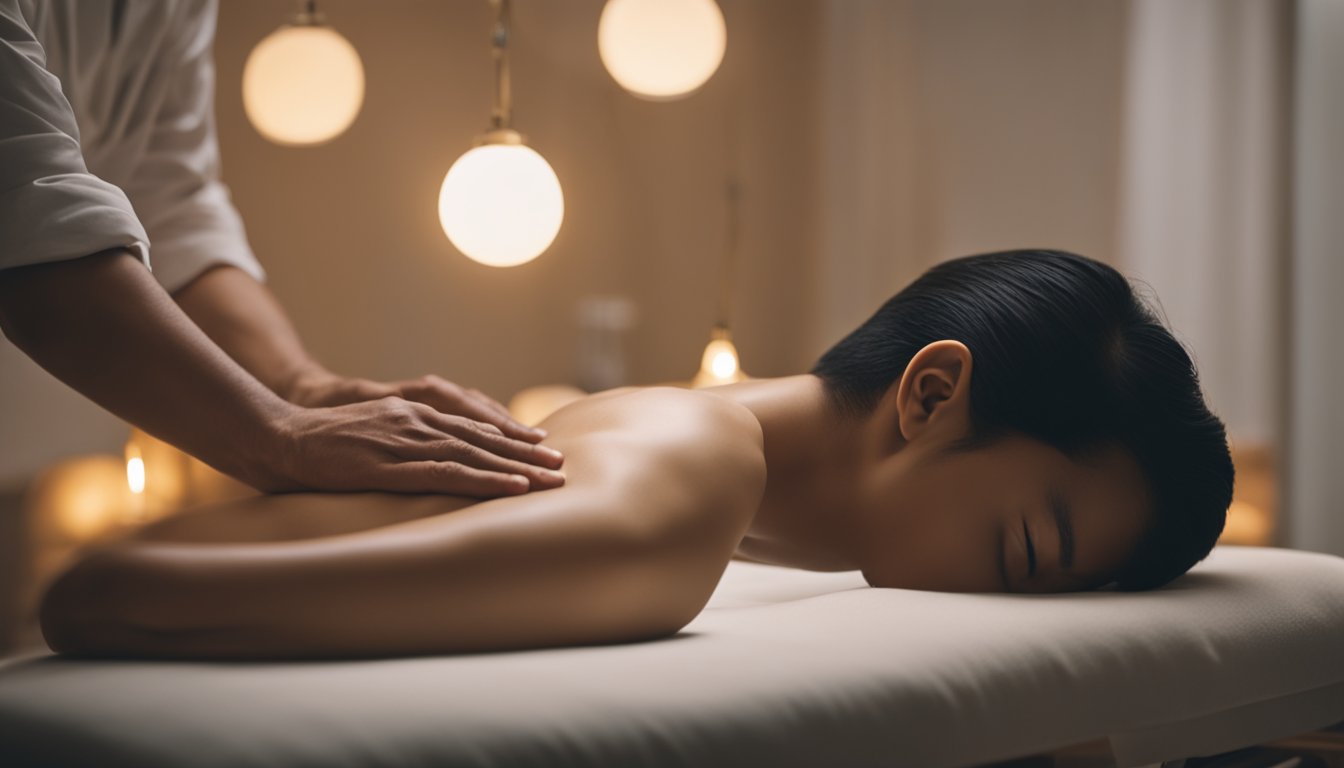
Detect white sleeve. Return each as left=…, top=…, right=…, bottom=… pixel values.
left=119, top=0, right=265, bottom=293
left=0, top=0, right=150, bottom=273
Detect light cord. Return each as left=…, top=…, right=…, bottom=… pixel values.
left=490, top=0, right=513, bottom=131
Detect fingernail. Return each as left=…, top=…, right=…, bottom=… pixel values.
left=539, top=446, right=564, bottom=460
left=509, top=474, right=530, bottom=490
left=532, top=428, right=549, bottom=438
left=542, top=469, right=565, bottom=482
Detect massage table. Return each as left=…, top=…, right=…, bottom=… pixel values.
left=0, top=545, right=1341, bottom=767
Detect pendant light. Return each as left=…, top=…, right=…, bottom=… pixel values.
left=242, top=0, right=365, bottom=146
left=598, top=0, right=727, bottom=101
left=692, top=181, right=748, bottom=388
left=438, top=0, right=564, bottom=268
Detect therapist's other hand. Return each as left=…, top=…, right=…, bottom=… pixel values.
left=266, top=396, right=566, bottom=497
left=285, top=371, right=546, bottom=444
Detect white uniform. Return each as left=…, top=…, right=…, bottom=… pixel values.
left=0, top=0, right=263, bottom=291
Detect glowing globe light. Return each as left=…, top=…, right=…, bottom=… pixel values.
left=438, top=138, right=565, bottom=267
left=598, top=0, right=727, bottom=101
left=243, top=24, right=364, bottom=146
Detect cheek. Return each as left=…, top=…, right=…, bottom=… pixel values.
left=858, top=452, right=1004, bottom=591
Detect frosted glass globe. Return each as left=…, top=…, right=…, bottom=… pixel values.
left=598, top=0, right=726, bottom=101
left=438, top=143, right=565, bottom=267
left=243, top=25, right=364, bottom=146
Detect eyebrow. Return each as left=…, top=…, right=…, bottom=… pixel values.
left=1050, top=489, right=1076, bottom=570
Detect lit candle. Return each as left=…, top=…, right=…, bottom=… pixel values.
left=124, top=440, right=146, bottom=524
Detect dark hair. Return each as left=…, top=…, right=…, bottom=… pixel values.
left=812, top=249, right=1233, bottom=590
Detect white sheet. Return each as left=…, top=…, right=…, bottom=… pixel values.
left=1, top=545, right=1341, bottom=767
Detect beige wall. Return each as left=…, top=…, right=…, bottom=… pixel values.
left=211, top=0, right=821, bottom=400
left=2, top=0, right=1134, bottom=485
left=815, top=0, right=1125, bottom=349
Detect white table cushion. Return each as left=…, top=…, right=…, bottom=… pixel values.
left=1, top=545, right=1341, bottom=767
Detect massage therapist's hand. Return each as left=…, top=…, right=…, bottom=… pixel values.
left=284, top=370, right=544, bottom=443
left=263, top=396, right=566, bottom=497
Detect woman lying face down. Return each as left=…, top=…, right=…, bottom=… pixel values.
left=40, top=250, right=1234, bottom=660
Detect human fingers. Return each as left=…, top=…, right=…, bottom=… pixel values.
left=395, top=436, right=566, bottom=491
left=400, top=376, right=546, bottom=443
left=464, top=386, right=512, bottom=420
left=424, top=412, right=564, bottom=470
left=384, top=461, right=534, bottom=497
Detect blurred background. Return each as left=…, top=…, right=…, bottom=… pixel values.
left=1, top=0, right=1340, bottom=650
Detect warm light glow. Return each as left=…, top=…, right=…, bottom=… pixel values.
left=39, top=457, right=127, bottom=540
left=125, top=444, right=145, bottom=495
left=439, top=142, right=565, bottom=267
left=598, top=0, right=727, bottom=100
left=243, top=25, right=364, bottom=146
left=710, top=345, right=738, bottom=379
left=508, top=385, right=588, bottom=427
left=1220, top=499, right=1272, bottom=546
left=693, top=332, right=746, bottom=388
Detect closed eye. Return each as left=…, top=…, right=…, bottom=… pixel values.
left=1023, top=520, right=1036, bottom=578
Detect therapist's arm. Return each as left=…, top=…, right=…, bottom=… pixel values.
left=174, top=264, right=542, bottom=442
left=124, top=4, right=540, bottom=445
left=0, top=249, right=563, bottom=496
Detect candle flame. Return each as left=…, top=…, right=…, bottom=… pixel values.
left=126, top=444, right=145, bottom=495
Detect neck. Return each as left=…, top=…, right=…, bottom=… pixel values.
left=712, top=375, right=868, bottom=571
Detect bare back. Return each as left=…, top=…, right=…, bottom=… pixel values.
left=43, top=387, right=768, bottom=658
left=125, top=387, right=765, bottom=552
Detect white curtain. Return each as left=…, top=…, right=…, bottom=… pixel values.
left=1288, top=0, right=1344, bottom=556
left=1114, top=0, right=1290, bottom=449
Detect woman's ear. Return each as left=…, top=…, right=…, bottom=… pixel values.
left=884, top=340, right=973, bottom=443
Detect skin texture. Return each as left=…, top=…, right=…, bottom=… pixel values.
left=39, top=342, right=1152, bottom=660
left=41, top=388, right=766, bottom=659
left=0, top=252, right=562, bottom=496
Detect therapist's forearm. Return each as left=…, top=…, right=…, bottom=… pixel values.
left=171, top=263, right=549, bottom=446
left=172, top=264, right=328, bottom=400
left=0, top=249, right=294, bottom=487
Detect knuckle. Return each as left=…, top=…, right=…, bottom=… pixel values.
left=465, top=418, right=497, bottom=434
left=435, top=462, right=464, bottom=479
left=440, top=414, right=475, bottom=433
left=404, top=425, right=437, bottom=441
left=437, top=435, right=468, bottom=453
left=389, top=403, right=416, bottom=425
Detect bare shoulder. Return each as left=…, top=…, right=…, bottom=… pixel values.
left=539, top=387, right=767, bottom=523
left=549, top=386, right=758, bottom=437
left=542, top=386, right=764, bottom=459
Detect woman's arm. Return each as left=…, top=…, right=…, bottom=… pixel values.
left=39, top=395, right=765, bottom=659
